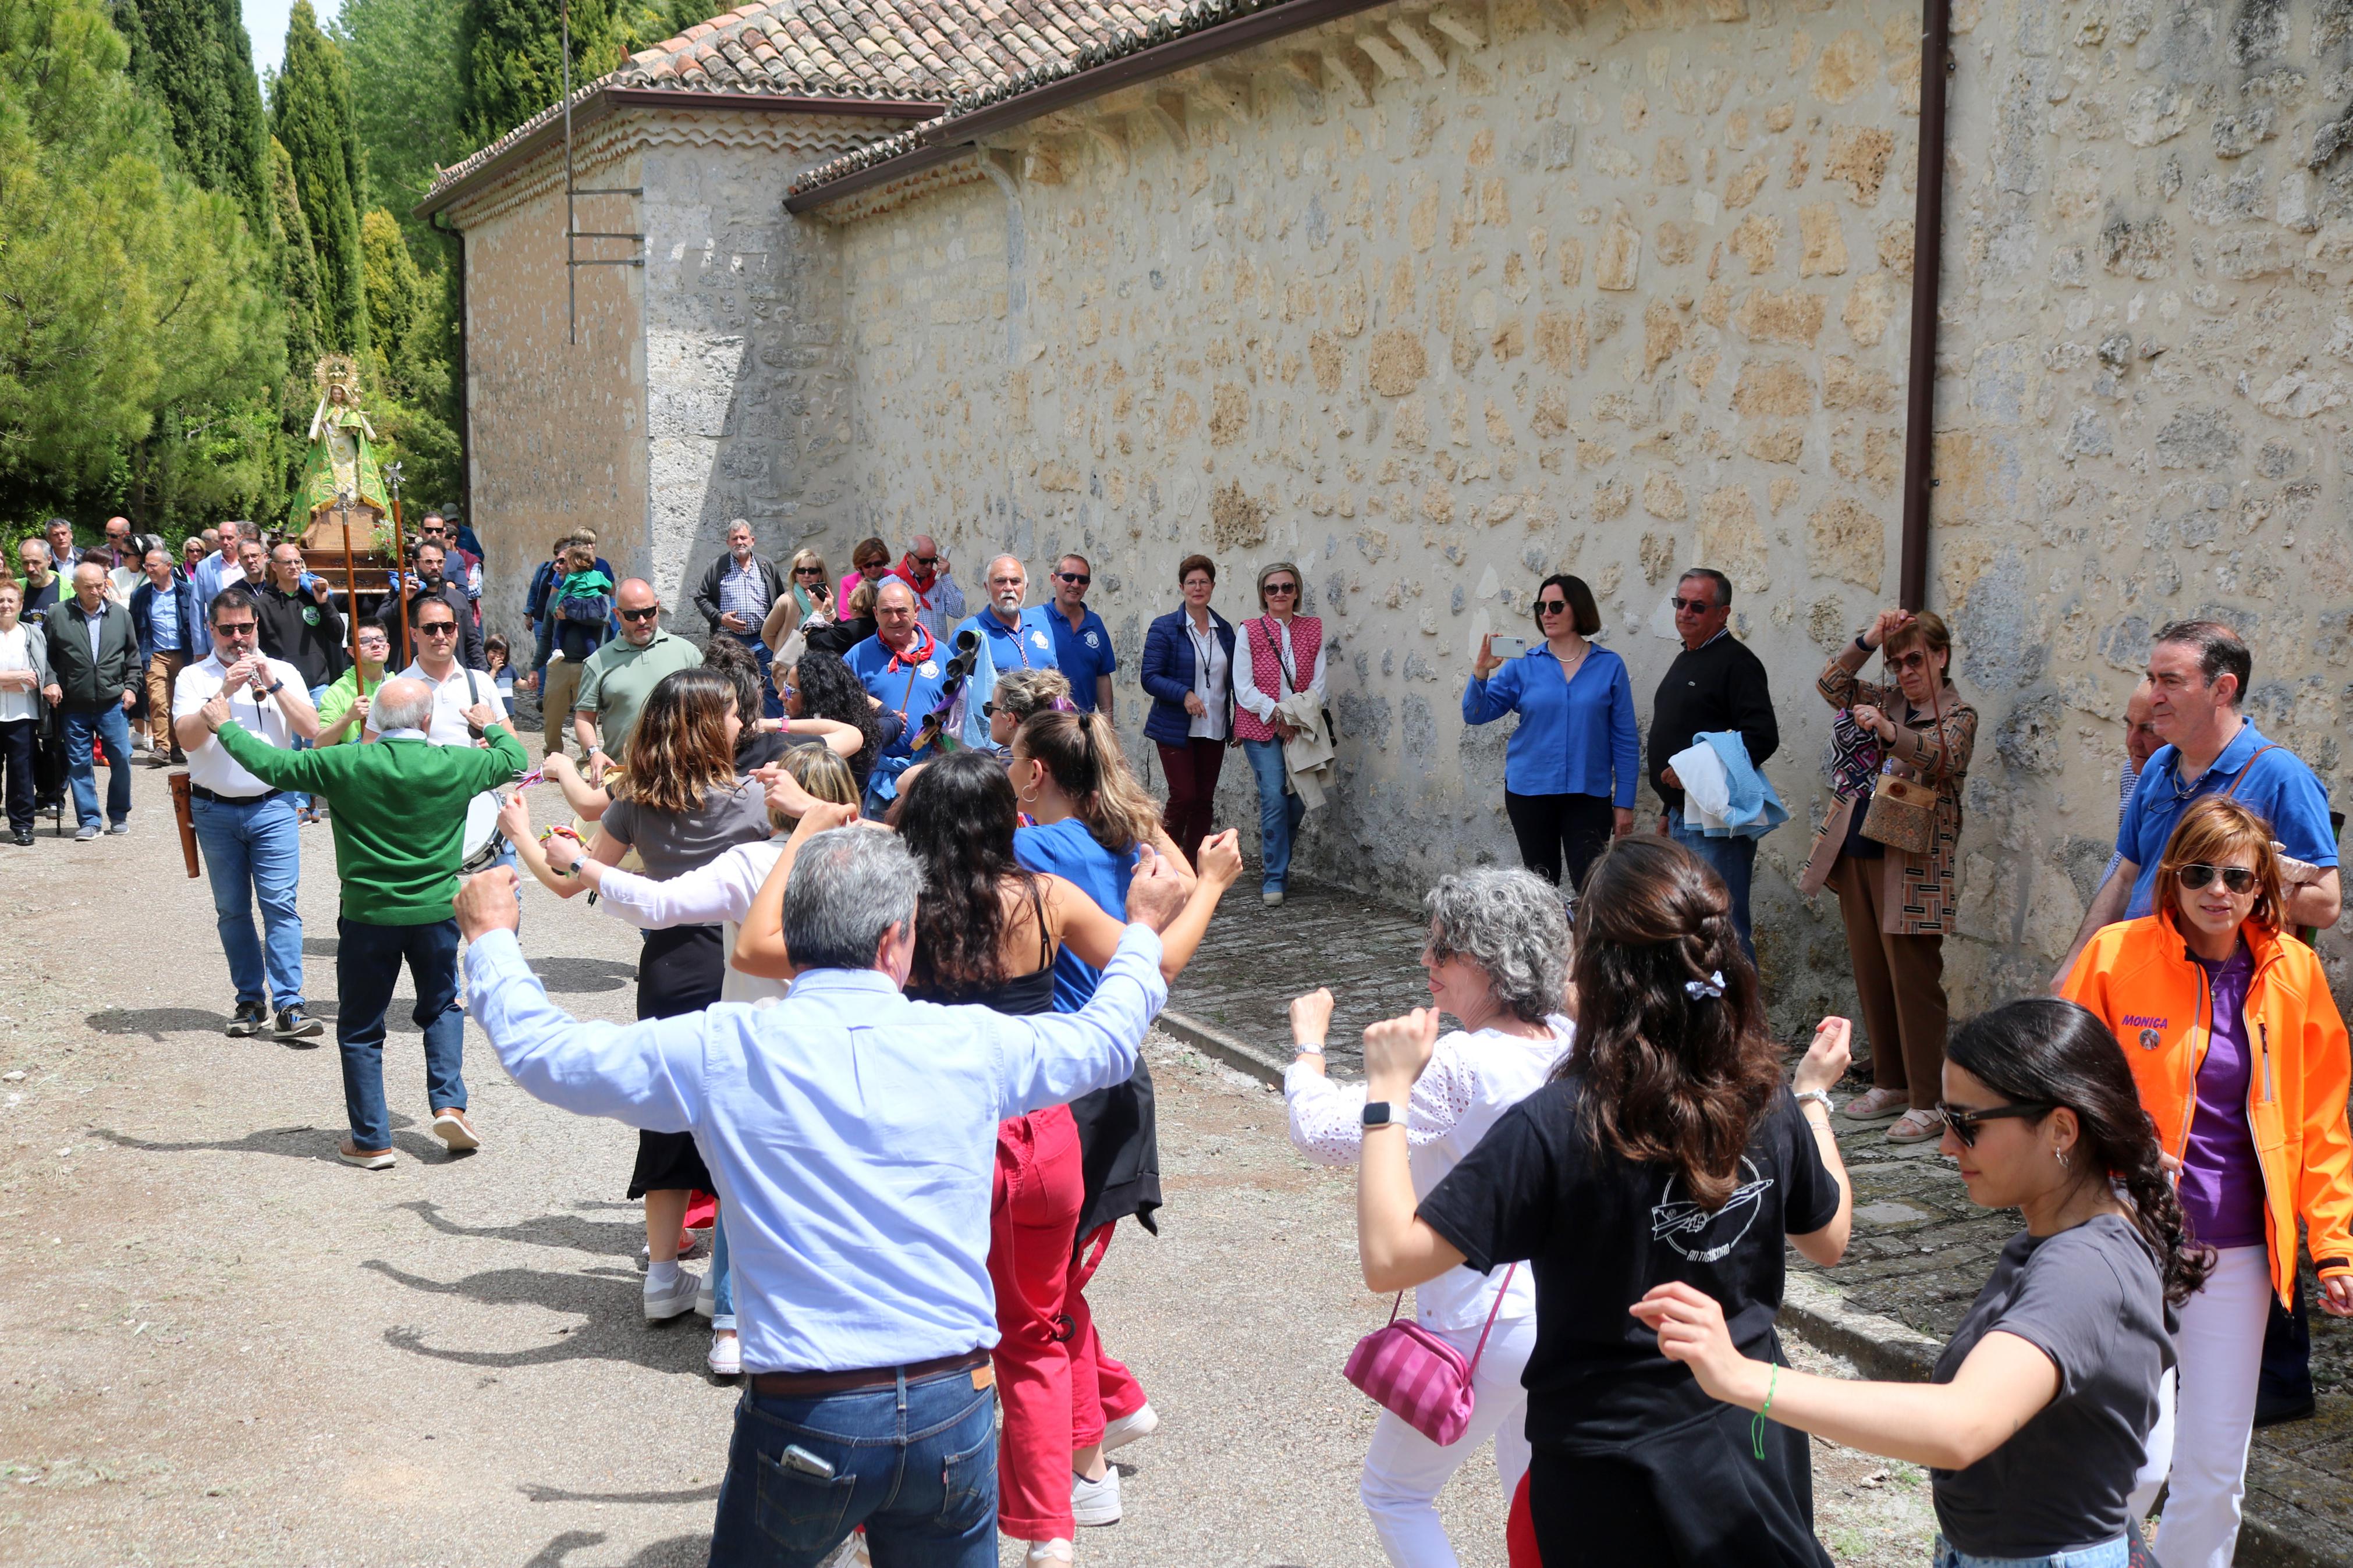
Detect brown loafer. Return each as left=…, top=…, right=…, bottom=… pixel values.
left=338, top=1140, right=395, bottom=1169
left=431, top=1108, right=480, bottom=1151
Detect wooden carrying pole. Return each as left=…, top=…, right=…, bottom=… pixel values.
left=388, top=482, right=408, bottom=674
left=336, top=493, right=364, bottom=694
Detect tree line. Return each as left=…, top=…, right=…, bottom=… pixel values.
left=0, top=0, right=707, bottom=543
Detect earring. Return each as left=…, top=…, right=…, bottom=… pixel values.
left=2056, top=1147, right=2071, bottom=1171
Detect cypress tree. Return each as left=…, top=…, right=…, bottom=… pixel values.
left=271, top=1, right=367, bottom=354
left=271, top=136, right=325, bottom=386
left=459, top=0, right=618, bottom=148
left=110, top=0, right=268, bottom=237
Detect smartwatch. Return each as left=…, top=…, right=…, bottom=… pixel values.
left=1362, top=1101, right=1398, bottom=1128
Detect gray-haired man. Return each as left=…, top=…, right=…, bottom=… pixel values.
left=456, top=821, right=1190, bottom=1567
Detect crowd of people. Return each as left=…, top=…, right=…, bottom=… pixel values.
left=18, top=506, right=2353, bottom=1568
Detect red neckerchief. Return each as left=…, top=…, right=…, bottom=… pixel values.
left=883, top=623, right=936, bottom=673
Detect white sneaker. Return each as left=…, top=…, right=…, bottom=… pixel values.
left=1071, top=1467, right=1121, bottom=1527
left=707, top=1330, right=741, bottom=1378
left=1025, top=1541, right=1074, bottom=1566
left=1101, top=1402, right=1160, bottom=1454
left=643, top=1268, right=701, bottom=1322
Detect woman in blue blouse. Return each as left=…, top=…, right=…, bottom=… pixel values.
left=1462, top=574, right=1639, bottom=894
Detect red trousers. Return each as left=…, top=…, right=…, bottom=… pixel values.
left=1155, top=737, right=1226, bottom=864
left=989, top=1105, right=1085, bottom=1540
left=1065, top=1224, right=1147, bottom=1449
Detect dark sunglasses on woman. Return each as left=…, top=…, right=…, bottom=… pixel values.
left=1936, top=1100, right=2054, bottom=1148
left=2173, top=862, right=2258, bottom=894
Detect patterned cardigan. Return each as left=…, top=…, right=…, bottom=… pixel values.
left=1799, top=659, right=1979, bottom=936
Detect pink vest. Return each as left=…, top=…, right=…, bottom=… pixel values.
left=1233, top=614, right=1322, bottom=743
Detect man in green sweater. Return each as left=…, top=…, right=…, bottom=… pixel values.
left=200, top=675, right=527, bottom=1169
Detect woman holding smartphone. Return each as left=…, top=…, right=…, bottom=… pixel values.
left=1461, top=573, right=1639, bottom=896
left=1637, top=998, right=2205, bottom=1568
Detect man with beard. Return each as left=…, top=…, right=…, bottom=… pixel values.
left=392, top=541, right=484, bottom=670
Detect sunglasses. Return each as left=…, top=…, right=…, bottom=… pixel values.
left=618, top=606, right=659, bottom=623
left=1937, top=1100, right=2055, bottom=1149
left=212, top=621, right=258, bottom=637
left=1884, top=650, right=1930, bottom=672
left=418, top=622, right=459, bottom=637
left=794, top=566, right=825, bottom=575
left=1535, top=598, right=1570, bottom=615
left=982, top=701, right=999, bottom=718
left=1264, top=582, right=1298, bottom=596
left=1057, top=571, right=1091, bottom=585
left=1671, top=596, right=1718, bottom=614
left=914, top=554, right=939, bottom=566
left=2174, top=862, right=2259, bottom=894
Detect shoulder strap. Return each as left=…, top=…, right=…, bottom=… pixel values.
left=1463, top=1263, right=1520, bottom=1375
left=2224, top=744, right=2279, bottom=798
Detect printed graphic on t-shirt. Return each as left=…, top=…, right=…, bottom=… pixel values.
left=1651, top=1157, right=1773, bottom=1263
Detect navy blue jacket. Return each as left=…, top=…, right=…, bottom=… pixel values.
left=130, top=572, right=208, bottom=661
left=1140, top=607, right=1237, bottom=746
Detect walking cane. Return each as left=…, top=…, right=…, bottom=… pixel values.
left=385, top=462, right=409, bottom=677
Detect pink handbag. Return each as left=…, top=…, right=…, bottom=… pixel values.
left=1343, top=1265, right=1518, bottom=1445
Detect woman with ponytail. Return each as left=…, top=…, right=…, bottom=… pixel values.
left=1358, top=836, right=1855, bottom=1566
left=1007, top=707, right=1244, bottom=1531
left=1636, top=997, right=2203, bottom=1568
left=2061, top=795, right=2353, bottom=1568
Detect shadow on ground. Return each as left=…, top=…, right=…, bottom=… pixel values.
left=398, top=1198, right=642, bottom=1258
left=523, top=1531, right=710, bottom=1567
left=91, top=1113, right=453, bottom=1165
left=365, top=1259, right=712, bottom=1375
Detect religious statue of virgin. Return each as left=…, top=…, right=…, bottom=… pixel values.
left=288, top=354, right=390, bottom=533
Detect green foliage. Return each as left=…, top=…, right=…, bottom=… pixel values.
left=612, top=0, right=709, bottom=55
left=459, top=0, right=620, bottom=147
left=360, top=208, right=459, bottom=503
left=114, top=0, right=270, bottom=237
left=335, top=0, right=467, bottom=251
left=0, top=0, right=282, bottom=531
left=271, top=136, right=325, bottom=393
left=271, top=0, right=367, bottom=355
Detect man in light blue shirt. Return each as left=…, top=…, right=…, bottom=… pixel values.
left=455, top=824, right=1187, bottom=1567
left=953, top=555, right=1060, bottom=748
left=189, top=519, right=246, bottom=623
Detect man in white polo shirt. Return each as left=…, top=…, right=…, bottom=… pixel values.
left=365, top=596, right=506, bottom=745
left=171, top=585, right=324, bottom=1043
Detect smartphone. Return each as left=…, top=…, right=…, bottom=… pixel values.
left=780, top=1445, right=837, bottom=1481
left=1489, top=635, right=1530, bottom=660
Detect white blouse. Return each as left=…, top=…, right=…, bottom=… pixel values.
left=1185, top=616, right=1229, bottom=741
left=1285, top=1017, right=1573, bottom=1329
left=0, top=625, right=36, bottom=723
left=592, top=838, right=790, bottom=1005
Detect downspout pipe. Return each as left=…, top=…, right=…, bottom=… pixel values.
left=1897, top=0, right=1951, bottom=612
left=429, top=208, right=471, bottom=531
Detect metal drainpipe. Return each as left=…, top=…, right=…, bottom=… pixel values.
left=1897, top=0, right=1952, bottom=612
left=430, top=208, right=471, bottom=525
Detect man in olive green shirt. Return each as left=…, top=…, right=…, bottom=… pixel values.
left=314, top=620, right=392, bottom=746
left=573, top=578, right=701, bottom=783
left=202, top=675, right=526, bottom=1170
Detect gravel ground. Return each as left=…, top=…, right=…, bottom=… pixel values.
left=0, top=762, right=1934, bottom=1566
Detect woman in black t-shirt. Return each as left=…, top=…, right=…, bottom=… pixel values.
left=1638, top=998, right=2204, bottom=1568
left=1360, top=836, right=1855, bottom=1567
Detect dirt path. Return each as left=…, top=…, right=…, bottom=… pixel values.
left=0, top=762, right=1932, bottom=1565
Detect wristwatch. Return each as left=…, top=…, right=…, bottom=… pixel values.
left=262, top=678, right=285, bottom=696
left=1362, top=1101, right=1399, bottom=1128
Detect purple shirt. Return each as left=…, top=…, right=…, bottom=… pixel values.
left=2182, top=944, right=2268, bottom=1251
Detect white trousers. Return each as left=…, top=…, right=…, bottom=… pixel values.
left=2127, top=1243, right=2271, bottom=1568
left=1360, top=1313, right=1538, bottom=1568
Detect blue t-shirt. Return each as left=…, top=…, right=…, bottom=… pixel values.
left=2116, top=721, right=2337, bottom=918
left=1014, top=817, right=1139, bottom=1011
left=1048, top=608, right=1117, bottom=712
left=957, top=606, right=1062, bottom=677
left=844, top=632, right=952, bottom=759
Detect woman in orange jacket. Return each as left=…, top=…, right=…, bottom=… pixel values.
left=2060, top=795, right=2353, bottom=1568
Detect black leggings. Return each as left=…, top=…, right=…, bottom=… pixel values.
left=1504, top=790, right=1616, bottom=893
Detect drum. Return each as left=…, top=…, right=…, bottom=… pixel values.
left=460, top=790, right=507, bottom=873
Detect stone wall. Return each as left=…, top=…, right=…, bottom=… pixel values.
left=815, top=0, right=2353, bottom=1025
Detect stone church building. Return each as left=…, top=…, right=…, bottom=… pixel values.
left=420, top=0, right=2353, bottom=1020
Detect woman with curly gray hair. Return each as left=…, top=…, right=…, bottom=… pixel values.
left=1284, top=866, right=1572, bottom=1568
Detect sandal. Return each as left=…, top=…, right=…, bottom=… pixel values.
left=1841, top=1087, right=1909, bottom=1121
left=1886, top=1108, right=1946, bottom=1144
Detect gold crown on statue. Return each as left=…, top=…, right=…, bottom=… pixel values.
left=313, top=354, right=361, bottom=395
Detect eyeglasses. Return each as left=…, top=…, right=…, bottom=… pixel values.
left=1264, top=582, right=1297, bottom=596
left=418, top=622, right=459, bottom=637
left=914, top=554, right=939, bottom=567
left=982, top=701, right=999, bottom=718
left=618, top=606, right=659, bottom=623
left=1535, top=598, right=1570, bottom=615
left=2174, top=862, right=2259, bottom=894
left=1671, top=596, right=1718, bottom=614
left=794, top=566, right=825, bottom=575
left=1885, top=650, right=1929, bottom=672
left=212, top=620, right=258, bottom=637
left=1937, top=1100, right=2056, bottom=1149
left=1058, top=572, right=1091, bottom=585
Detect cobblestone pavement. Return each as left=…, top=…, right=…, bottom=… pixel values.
left=0, top=765, right=1943, bottom=1565
left=1173, top=874, right=2353, bottom=1567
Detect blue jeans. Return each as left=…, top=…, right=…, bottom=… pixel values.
left=62, top=705, right=133, bottom=829
left=710, top=1207, right=736, bottom=1333
left=736, top=632, right=785, bottom=720
left=190, top=791, right=304, bottom=1011
left=290, top=684, right=329, bottom=813
left=1667, top=809, right=1757, bottom=963
left=1241, top=737, right=1305, bottom=893
left=1933, top=1536, right=2132, bottom=1568
left=709, top=1364, right=997, bottom=1568
left=335, top=915, right=465, bottom=1150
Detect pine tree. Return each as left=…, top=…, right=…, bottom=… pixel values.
left=111, top=0, right=268, bottom=238
left=459, top=0, right=619, bottom=148
left=271, top=0, right=367, bottom=355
